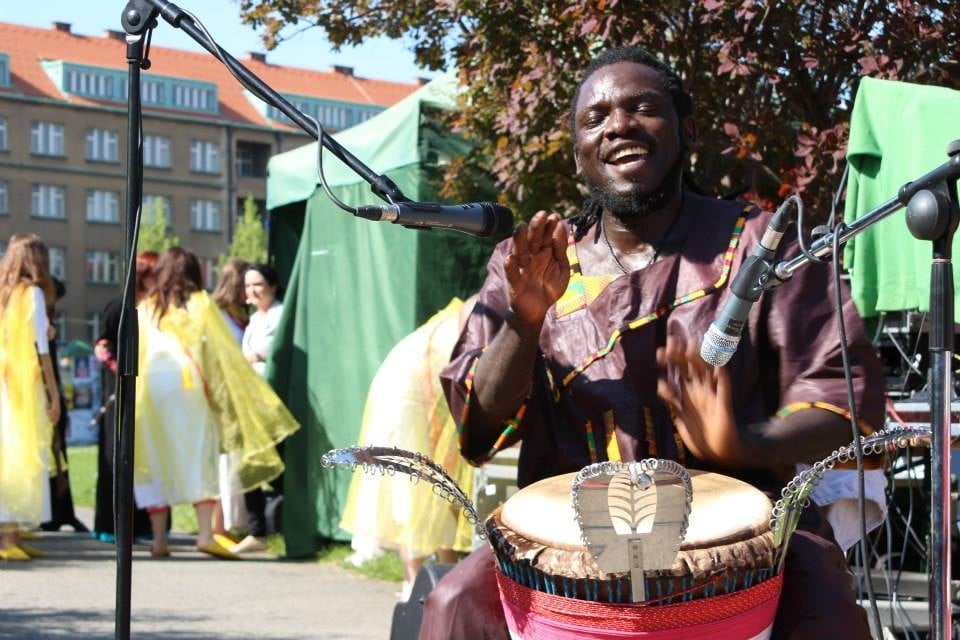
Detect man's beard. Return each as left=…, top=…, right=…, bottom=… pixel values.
left=586, top=155, right=685, bottom=222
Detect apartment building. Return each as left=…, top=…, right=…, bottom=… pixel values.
left=0, top=21, right=419, bottom=342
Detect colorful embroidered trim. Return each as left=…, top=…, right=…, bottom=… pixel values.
left=486, top=403, right=528, bottom=460
left=559, top=213, right=748, bottom=389
left=555, top=235, right=618, bottom=318
left=643, top=406, right=657, bottom=457
left=775, top=401, right=874, bottom=436
left=456, top=353, right=532, bottom=463
left=602, top=410, right=622, bottom=462
left=585, top=420, right=599, bottom=464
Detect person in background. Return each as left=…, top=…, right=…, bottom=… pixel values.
left=0, top=233, right=61, bottom=561
left=40, top=276, right=89, bottom=534
left=91, top=251, right=158, bottom=543
left=340, top=296, right=478, bottom=601
left=230, top=263, right=284, bottom=554
left=209, top=257, right=251, bottom=547
left=134, top=248, right=298, bottom=559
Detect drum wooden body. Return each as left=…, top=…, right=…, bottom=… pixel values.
left=486, top=470, right=783, bottom=639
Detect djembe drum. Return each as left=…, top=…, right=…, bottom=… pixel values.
left=486, top=463, right=782, bottom=640
left=322, top=427, right=928, bottom=640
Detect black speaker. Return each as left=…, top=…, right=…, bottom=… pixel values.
left=389, top=563, right=455, bottom=640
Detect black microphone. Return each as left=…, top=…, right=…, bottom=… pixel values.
left=354, top=201, right=514, bottom=239
left=700, top=203, right=793, bottom=366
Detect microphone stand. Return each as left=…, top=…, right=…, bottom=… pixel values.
left=116, top=2, right=416, bottom=638
left=769, top=144, right=960, bottom=639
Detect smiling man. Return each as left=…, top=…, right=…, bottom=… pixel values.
left=418, top=46, right=883, bottom=639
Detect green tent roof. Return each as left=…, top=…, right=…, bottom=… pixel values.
left=267, top=71, right=460, bottom=210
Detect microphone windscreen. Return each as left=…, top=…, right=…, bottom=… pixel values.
left=483, top=203, right=514, bottom=239
left=699, top=325, right=740, bottom=367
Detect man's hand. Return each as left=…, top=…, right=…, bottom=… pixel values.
left=656, top=335, right=743, bottom=467
left=503, top=211, right=570, bottom=328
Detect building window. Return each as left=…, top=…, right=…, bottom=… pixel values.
left=32, top=185, right=66, bottom=219
left=173, top=84, right=216, bottom=111
left=190, top=140, right=220, bottom=173
left=31, top=122, right=65, bottom=156
left=88, top=313, right=102, bottom=344
left=0, top=118, right=7, bottom=150
left=190, top=199, right=221, bottom=232
left=0, top=54, right=9, bottom=86
left=53, top=312, right=66, bottom=342
left=86, top=128, right=119, bottom=162
left=86, top=251, right=120, bottom=284
left=144, top=135, right=171, bottom=168
left=198, top=257, right=216, bottom=291
left=236, top=142, right=270, bottom=178
left=49, top=247, right=66, bottom=281
left=66, top=70, right=115, bottom=99
left=86, top=190, right=120, bottom=223
left=0, top=181, right=7, bottom=215
left=144, top=194, right=171, bottom=223
left=142, top=79, right=165, bottom=105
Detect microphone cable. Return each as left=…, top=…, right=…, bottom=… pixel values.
left=821, top=176, right=882, bottom=634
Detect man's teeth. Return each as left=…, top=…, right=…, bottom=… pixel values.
left=609, top=146, right=649, bottom=162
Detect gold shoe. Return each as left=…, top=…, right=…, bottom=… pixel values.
left=0, top=546, right=31, bottom=561
left=213, top=533, right=240, bottom=549
left=197, top=541, right=241, bottom=560
left=16, top=543, right=45, bottom=558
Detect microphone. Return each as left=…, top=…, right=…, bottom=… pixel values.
left=700, top=204, right=793, bottom=366
left=354, top=201, right=514, bottom=239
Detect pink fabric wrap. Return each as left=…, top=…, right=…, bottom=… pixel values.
left=496, top=570, right=782, bottom=640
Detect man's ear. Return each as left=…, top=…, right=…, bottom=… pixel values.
left=573, top=149, right=582, bottom=175
left=680, top=116, right=698, bottom=148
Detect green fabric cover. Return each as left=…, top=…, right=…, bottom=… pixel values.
left=844, top=77, right=960, bottom=317
left=264, top=73, right=497, bottom=557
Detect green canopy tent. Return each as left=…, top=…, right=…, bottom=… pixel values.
left=264, top=73, right=498, bottom=557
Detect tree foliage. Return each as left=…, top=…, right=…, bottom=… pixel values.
left=239, top=0, right=960, bottom=220
left=137, top=198, right=180, bottom=253
left=219, top=193, right=268, bottom=268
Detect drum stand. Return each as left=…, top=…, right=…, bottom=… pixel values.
left=763, top=141, right=960, bottom=639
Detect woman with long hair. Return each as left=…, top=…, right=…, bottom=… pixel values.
left=209, top=256, right=250, bottom=546
left=134, top=247, right=298, bottom=558
left=211, top=257, right=250, bottom=342
left=0, top=233, right=61, bottom=560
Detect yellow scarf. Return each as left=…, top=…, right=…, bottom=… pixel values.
left=0, top=284, right=51, bottom=523
left=135, top=291, right=300, bottom=491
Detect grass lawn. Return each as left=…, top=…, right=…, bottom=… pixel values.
left=66, top=444, right=403, bottom=582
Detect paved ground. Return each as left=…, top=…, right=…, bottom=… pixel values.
left=0, top=510, right=399, bottom=639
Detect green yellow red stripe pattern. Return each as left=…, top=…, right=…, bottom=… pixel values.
left=559, top=213, right=748, bottom=388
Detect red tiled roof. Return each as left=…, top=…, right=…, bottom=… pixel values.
left=0, top=21, right=419, bottom=127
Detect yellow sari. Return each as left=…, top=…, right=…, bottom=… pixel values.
left=134, top=291, right=299, bottom=505
left=0, top=284, right=52, bottom=524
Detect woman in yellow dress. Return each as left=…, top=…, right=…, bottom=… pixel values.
left=340, top=296, right=476, bottom=599
left=134, top=247, right=299, bottom=558
left=0, top=233, right=61, bottom=561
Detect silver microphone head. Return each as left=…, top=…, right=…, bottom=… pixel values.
left=699, top=324, right=740, bottom=367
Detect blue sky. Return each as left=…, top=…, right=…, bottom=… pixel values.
left=4, top=0, right=437, bottom=84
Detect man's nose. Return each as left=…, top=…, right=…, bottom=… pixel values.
left=605, top=108, right=633, bottom=136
